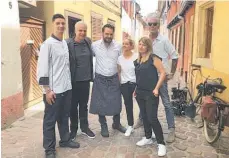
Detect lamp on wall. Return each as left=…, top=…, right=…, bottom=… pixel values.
left=26, top=40, right=38, bottom=60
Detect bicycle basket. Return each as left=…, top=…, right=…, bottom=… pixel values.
left=201, top=96, right=217, bottom=123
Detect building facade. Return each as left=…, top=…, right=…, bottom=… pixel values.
left=159, top=0, right=229, bottom=103
left=1, top=0, right=24, bottom=128
left=2, top=0, right=123, bottom=127
left=192, top=1, right=229, bottom=102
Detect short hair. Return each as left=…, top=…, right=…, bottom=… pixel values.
left=75, top=21, right=87, bottom=28
left=146, top=12, right=160, bottom=24
left=102, top=24, right=115, bottom=32
left=52, top=14, right=65, bottom=22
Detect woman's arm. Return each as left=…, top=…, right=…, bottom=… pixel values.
left=117, top=64, right=121, bottom=82
left=153, top=56, right=166, bottom=90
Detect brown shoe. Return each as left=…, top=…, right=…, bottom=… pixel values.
left=134, top=119, right=143, bottom=129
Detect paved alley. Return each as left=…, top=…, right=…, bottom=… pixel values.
left=2, top=81, right=229, bottom=158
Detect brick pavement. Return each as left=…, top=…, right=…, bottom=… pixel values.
left=2, top=80, right=229, bottom=158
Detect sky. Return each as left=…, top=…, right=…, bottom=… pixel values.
left=138, top=0, right=158, bottom=17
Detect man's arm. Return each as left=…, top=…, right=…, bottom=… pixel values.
left=37, top=43, right=51, bottom=92
left=164, top=38, right=179, bottom=75
left=171, top=59, right=178, bottom=74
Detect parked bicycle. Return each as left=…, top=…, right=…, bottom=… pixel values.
left=171, top=64, right=229, bottom=144
left=171, top=64, right=222, bottom=120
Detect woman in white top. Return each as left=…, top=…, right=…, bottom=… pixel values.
left=117, top=38, right=138, bottom=136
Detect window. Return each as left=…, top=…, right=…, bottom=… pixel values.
left=64, top=10, right=83, bottom=38
left=68, top=16, right=81, bottom=38
left=91, top=12, right=103, bottom=42
left=205, top=7, right=214, bottom=58
left=198, top=2, right=214, bottom=59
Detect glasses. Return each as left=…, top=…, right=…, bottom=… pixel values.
left=147, top=22, right=158, bottom=27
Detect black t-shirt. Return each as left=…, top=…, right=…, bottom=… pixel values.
left=134, top=54, right=159, bottom=98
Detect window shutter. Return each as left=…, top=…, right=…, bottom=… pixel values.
left=91, top=12, right=103, bottom=42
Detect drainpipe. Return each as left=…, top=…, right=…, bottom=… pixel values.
left=183, top=16, right=187, bottom=83
left=177, top=15, right=186, bottom=81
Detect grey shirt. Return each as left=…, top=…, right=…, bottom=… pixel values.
left=73, top=40, right=92, bottom=82
left=37, top=35, right=72, bottom=94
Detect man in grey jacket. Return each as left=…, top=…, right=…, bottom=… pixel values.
left=37, top=14, right=79, bottom=158
left=66, top=21, right=95, bottom=141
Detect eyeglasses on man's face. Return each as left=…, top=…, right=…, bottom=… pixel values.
left=147, top=22, right=158, bottom=27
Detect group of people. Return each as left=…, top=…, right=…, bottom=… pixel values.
left=37, top=12, right=178, bottom=158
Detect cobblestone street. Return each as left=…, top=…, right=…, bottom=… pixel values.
left=2, top=80, right=229, bottom=158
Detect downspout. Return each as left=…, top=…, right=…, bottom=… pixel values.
left=177, top=15, right=185, bottom=79
left=183, top=16, right=187, bottom=83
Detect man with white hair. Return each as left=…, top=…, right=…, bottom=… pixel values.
left=135, top=13, right=178, bottom=143
left=66, top=21, right=95, bottom=141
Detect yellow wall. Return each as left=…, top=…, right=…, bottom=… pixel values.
left=192, top=1, right=229, bottom=102
left=42, top=1, right=121, bottom=41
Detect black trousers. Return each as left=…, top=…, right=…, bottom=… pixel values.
left=136, top=95, right=165, bottom=145
left=120, top=82, right=136, bottom=126
left=98, top=114, right=120, bottom=126
left=43, top=90, right=71, bottom=153
left=70, top=81, right=90, bottom=133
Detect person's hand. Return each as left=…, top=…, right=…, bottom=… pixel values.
left=133, top=90, right=136, bottom=97
left=46, top=90, right=56, bottom=105
left=167, top=73, right=174, bottom=80
left=152, top=88, right=159, bottom=97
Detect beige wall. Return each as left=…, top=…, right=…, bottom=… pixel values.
left=1, top=0, right=22, bottom=98
left=40, top=1, right=121, bottom=41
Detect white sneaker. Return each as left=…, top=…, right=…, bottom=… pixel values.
left=136, top=137, right=153, bottom=146
left=152, top=131, right=156, bottom=138
left=158, top=144, right=166, bottom=156
left=125, top=126, right=134, bottom=136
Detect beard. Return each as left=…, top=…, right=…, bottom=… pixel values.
left=103, top=37, right=112, bottom=44
left=149, top=31, right=159, bottom=38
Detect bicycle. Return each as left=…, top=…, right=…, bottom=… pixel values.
left=171, top=64, right=226, bottom=123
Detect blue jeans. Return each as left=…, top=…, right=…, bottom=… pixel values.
left=138, top=79, right=175, bottom=129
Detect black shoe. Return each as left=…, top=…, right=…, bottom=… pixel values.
left=45, top=152, right=56, bottom=158
left=70, top=131, right=76, bottom=141
left=59, top=140, right=80, bottom=148
left=82, top=128, right=95, bottom=139
left=101, top=124, right=109, bottom=137
left=112, top=123, right=126, bottom=133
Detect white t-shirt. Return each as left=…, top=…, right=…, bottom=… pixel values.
left=117, top=53, right=138, bottom=84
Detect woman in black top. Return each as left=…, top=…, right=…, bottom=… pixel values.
left=134, top=37, right=166, bottom=157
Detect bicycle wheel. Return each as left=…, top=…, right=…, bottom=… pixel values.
left=195, top=97, right=202, bottom=115
left=203, top=109, right=223, bottom=144
left=193, top=96, right=203, bottom=127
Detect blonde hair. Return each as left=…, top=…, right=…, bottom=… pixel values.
left=137, top=37, right=153, bottom=63
left=124, top=38, right=135, bottom=49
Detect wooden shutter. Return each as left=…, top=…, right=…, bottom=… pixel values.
left=91, top=12, right=103, bottom=42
